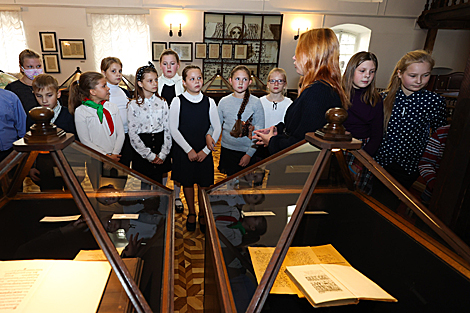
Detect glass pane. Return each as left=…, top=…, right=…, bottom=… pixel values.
left=244, top=15, right=262, bottom=40
left=225, top=15, right=244, bottom=40
left=263, top=16, right=282, bottom=40
left=266, top=192, right=470, bottom=311
left=260, top=41, right=279, bottom=63
left=207, top=142, right=321, bottom=311
left=205, top=13, right=224, bottom=38
left=13, top=142, right=172, bottom=312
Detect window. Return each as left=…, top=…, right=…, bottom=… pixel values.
left=90, top=14, right=150, bottom=75
left=336, top=31, right=357, bottom=73
left=332, top=24, right=372, bottom=74
left=0, top=11, right=27, bottom=73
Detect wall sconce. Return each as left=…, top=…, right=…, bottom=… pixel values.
left=291, top=17, right=312, bottom=40
left=294, top=28, right=300, bottom=40
left=164, top=13, right=188, bottom=38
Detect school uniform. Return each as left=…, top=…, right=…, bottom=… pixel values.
left=169, top=92, right=221, bottom=187
left=158, top=74, right=184, bottom=105
left=127, top=95, right=172, bottom=184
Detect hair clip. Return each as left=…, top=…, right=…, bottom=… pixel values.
left=136, top=62, right=156, bottom=81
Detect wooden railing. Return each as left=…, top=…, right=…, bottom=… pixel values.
left=424, top=0, right=469, bottom=11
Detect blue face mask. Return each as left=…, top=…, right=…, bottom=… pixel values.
left=22, top=67, right=43, bottom=80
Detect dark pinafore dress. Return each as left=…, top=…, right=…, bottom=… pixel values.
left=171, top=95, right=214, bottom=187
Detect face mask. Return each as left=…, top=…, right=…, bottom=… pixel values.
left=22, top=67, right=43, bottom=80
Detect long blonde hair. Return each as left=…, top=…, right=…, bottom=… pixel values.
left=383, top=50, right=435, bottom=128
left=342, top=51, right=381, bottom=109
left=295, top=28, right=348, bottom=108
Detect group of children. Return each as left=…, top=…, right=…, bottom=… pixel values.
left=4, top=29, right=447, bottom=228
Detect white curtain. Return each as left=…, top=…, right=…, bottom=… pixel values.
left=0, top=11, right=27, bottom=73
left=91, top=14, right=150, bottom=75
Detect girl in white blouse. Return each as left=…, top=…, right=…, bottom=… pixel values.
left=128, top=63, right=172, bottom=186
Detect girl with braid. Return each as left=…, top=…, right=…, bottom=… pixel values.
left=217, top=65, right=264, bottom=177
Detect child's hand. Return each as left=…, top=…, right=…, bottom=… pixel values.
left=109, top=154, right=121, bottom=162
left=152, top=156, right=164, bottom=164
left=197, top=150, right=208, bottom=162
left=188, top=149, right=198, bottom=161
left=206, top=134, right=216, bottom=151
left=239, top=154, right=251, bottom=167
left=29, top=168, right=41, bottom=182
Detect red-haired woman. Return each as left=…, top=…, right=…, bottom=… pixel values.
left=253, top=28, right=347, bottom=154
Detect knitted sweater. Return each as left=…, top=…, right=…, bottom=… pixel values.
left=218, top=94, right=264, bottom=156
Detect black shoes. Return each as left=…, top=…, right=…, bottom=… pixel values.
left=175, top=198, right=184, bottom=213
left=186, top=213, right=196, bottom=231
left=198, top=215, right=206, bottom=234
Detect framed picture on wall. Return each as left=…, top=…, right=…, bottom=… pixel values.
left=43, top=54, right=60, bottom=73
left=169, top=42, right=193, bottom=62
left=59, top=39, right=86, bottom=59
left=39, top=32, right=58, bottom=52
left=234, top=44, right=248, bottom=60
left=152, top=42, right=167, bottom=61
left=221, top=44, right=232, bottom=59
left=195, top=43, right=207, bottom=59
left=208, top=43, right=220, bottom=59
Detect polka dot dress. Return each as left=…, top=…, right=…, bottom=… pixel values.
left=375, top=88, right=446, bottom=175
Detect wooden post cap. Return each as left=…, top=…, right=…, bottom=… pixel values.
left=314, top=107, right=353, bottom=141
left=24, top=107, right=66, bottom=143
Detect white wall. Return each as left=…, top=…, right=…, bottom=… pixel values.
left=3, top=0, right=469, bottom=88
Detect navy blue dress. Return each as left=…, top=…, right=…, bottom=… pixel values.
left=172, top=95, right=214, bottom=187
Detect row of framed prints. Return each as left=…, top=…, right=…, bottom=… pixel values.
left=39, top=32, right=87, bottom=74
left=39, top=32, right=86, bottom=60
left=152, top=42, right=248, bottom=63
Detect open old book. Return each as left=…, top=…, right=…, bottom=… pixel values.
left=0, top=259, right=111, bottom=313
left=286, top=263, right=397, bottom=307
left=249, top=244, right=351, bottom=296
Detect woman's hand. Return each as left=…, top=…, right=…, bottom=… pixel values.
left=197, top=150, right=208, bottom=162
left=187, top=149, right=198, bottom=161
left=122, top=233, right=143, bottom=257
left=152, top=156, right=164, bottom=164
left=206, top=134, right=216, bottom=151
left=253, top=126, right=277, bottom=147
left=239, top=154, right=251, bottom=167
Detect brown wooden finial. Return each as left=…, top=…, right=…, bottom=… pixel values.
left=23, top=107, right=66, bottom=143
left=314, top=107, right=352, bottom=141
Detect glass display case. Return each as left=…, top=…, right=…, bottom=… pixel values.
left=0, top=109, right=174, bottom=313
left=202, top=71, right=233, bottom=103
left=248, top=72, right=267, bottom=98
left=201, top=113, right=470, bottom=312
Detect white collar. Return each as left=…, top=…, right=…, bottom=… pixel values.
left=183, top=91, right=203, bottom=103
left=51, top=102, right=62, bottom=124
left=107, top=82, right=120, bottom=89
left=160, top=73, right=181, bottom=86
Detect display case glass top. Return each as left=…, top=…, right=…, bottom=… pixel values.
left=202, top=131, right=470, bottom=313
left=0, top=114, right=173, bottom=313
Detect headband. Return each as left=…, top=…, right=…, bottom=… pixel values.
left=136, top=61, right=156, bottom=81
